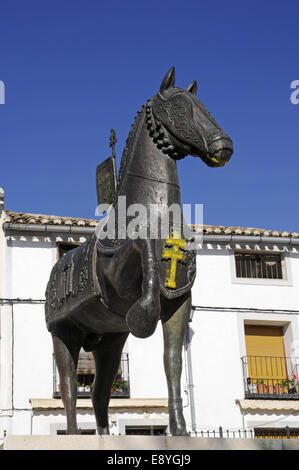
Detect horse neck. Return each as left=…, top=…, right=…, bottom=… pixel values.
left=117, top=107, right=181, bottom=209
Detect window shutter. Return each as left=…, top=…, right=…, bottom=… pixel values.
left=77, top=349, right=95, bottom=375
left=245, top=326, right=286, bottom=381
left=245, top=326, right=285, bottom=357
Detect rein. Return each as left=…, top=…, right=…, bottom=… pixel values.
left=145, top=100, right=186, bottom=160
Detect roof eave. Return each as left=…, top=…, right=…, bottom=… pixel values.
left=4, top=222, right=299, bottom=245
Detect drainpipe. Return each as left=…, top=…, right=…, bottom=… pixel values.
left=0, top=195, right=15, bottom=426
left=30, top=410, right=34, bottom=435
left=184, top=311, right=196, bottom=433
left=197, top=234, right=299, bottom=246
left=3, top=223, right=95, bottom=234
left=0, top=188, right=4, bottom=217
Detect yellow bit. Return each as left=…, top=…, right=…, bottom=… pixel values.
left=210, top=157, right=225, bottom=166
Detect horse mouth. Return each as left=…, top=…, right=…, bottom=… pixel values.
left=207, top=148, right=233, bottom=167
left=209, top=156, right=226, bottom=167
left=193, top=149, right=231, bottom=168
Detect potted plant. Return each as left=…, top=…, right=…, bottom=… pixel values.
left=280, top=375, right=297, bottom=394
left=111, top=377, right=129, bottom=393
left=247, top=377, right=257, bottom=394
left=274, top=384, right=283, bottom=395
left=77, top=383, right=85, bottom=392
left=257, top=379, right=267, bottom=394
left=111, top=378, right=119, bottom=392
left=267, top=383, right=275, bottom=394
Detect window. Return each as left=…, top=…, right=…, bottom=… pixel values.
left=125, top=426, right=167, bottom=436
left=242, top=325, right=299, bottom=398
left=57, top=429, right=96, bottom=435
left=255, top=428, right=299, bottom=439
left=245, top=325, right=287, bottom=394
left=77, top=349, right=95, bottom=395
left=235, top=251, right=283, bottom=280
left=245, top=325, right=286, bottom=358
left=76, top=351, right=130, bottom=397
left=244, top=325, right=287, bottom=388
left=53, top=351, right=130, bottom=398
left=57, top=241, right=80, bottom=259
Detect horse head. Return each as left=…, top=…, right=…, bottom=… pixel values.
left=147, top=66, right=233, bottom=166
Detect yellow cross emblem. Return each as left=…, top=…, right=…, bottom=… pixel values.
left=162, top=231, right=186, bottom=289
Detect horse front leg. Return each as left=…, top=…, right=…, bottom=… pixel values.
left=126, top=238, right=161, bottom=338
left=102, top=238, right=161, bottom=338
left=162, top=295, right=191, bottom=436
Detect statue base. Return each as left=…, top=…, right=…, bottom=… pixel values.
left=3, top=434, right=299, bottom=450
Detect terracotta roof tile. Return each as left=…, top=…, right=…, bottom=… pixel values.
left=190, top=224, right=299, bottom=238
left=3, top=210, right=98, bottom=228
left=3, top=210, right=299, bottom=238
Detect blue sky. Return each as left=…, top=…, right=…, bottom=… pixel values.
left=0, top=0, right=298, bottom=232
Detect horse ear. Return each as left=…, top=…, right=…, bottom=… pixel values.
left=160, top=67, right=176, bottom=93
left=186, top=80, right=197, bottom=95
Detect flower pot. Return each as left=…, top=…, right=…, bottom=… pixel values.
left=248, top=384, right=257, bottom=394
left=267, top=385, right=275, bottom=394
left=257, top=383, right=267, bottom=394
left=274, top=385, right=283, bottom=395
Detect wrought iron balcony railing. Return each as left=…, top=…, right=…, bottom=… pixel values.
left=241, top=356, right=299, bottom=399
left=53, top=352, right=130, bottom=398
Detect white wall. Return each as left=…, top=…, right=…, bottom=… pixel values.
left=0, top=231, right=90, bottom=439
left=189, top=243, right=299, bottom=431
left=2, top=230, right=299, bottom=439
left=129, top=323, right=167, bottom=399
left=13, top=303, right=53, bottom=408
left=189, top=310, right=244, bottom=430
left=192, top=243, right=299, bottom=311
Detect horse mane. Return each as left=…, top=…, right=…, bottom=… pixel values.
left=114, top=99, right=152, bottom=201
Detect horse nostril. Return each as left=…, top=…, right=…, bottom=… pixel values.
left=221, top=149, right=232, bottom=162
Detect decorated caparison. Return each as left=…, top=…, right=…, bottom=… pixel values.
left=45, top=67, right=233, bottom=436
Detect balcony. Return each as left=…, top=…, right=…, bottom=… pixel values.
left=53, top=352, right=130, bottom=398
left=241, top=356, right=299, bottom=399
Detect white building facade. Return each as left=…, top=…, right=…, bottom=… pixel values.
left=1, top=190, right=299, bottom=442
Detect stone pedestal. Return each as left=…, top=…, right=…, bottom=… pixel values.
left=3, top=435, right=299, bottom=450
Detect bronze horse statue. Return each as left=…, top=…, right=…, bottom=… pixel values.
left=45, top=67, right=233, bottom=436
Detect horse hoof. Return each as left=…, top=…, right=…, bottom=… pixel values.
left=126, top=298, right=160, bottom=338
left=168, top=399, right=189, bottom=436
left=170, top=428, right=190, bottom=437
left=169, top=422, right=190, bottom=436
left=97, top=426, right=110, bottom=435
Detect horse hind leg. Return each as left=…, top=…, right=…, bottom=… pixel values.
left=51, top=325, right=83, bottom=434
left=91, top=332, right=129, bottom=435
